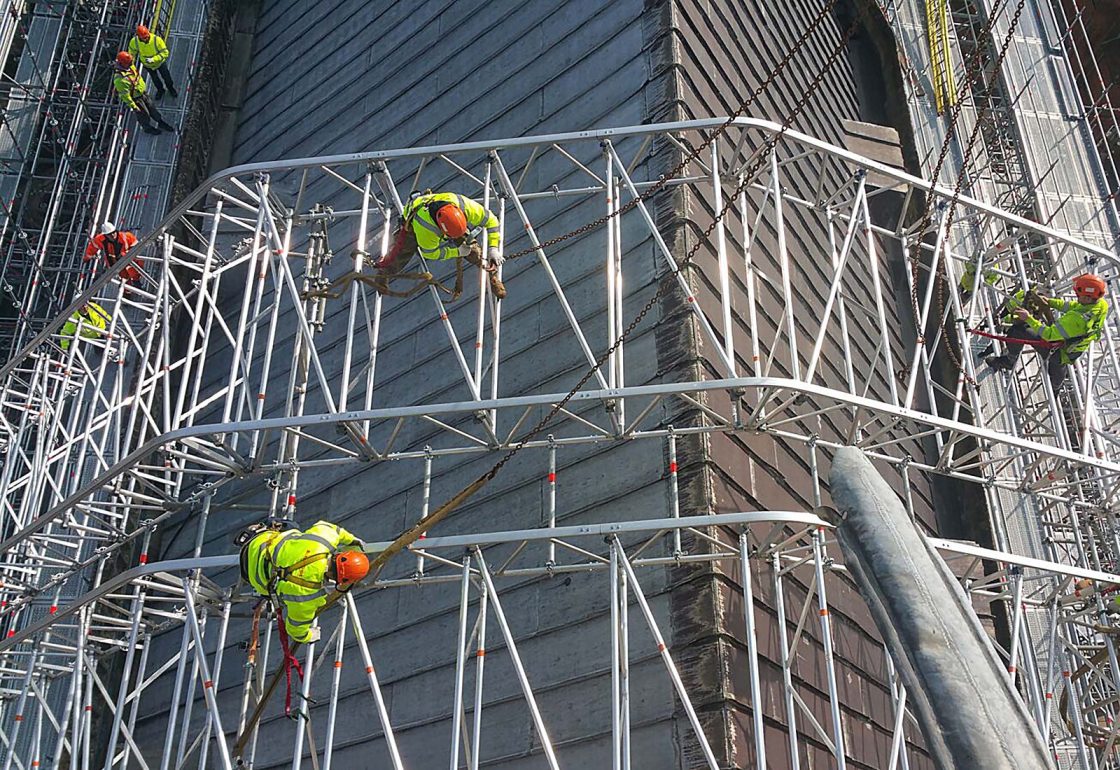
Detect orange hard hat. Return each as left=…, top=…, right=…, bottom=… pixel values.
left=433, top=203, right=468, bottom=240
left=115, top=51, right=133, bottom=69
left=334, top=550, right=369, bottom=587
left=1073, top=273, right=1107, bottom=300
left=136, top=25, right=150, bottom=38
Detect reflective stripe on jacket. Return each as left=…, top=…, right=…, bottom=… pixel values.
left=60, top=302, right=110, bottom=350
left=402, top=192, right=500, bottom=261
left=245, top=521, right=358, bottom=642
left=128, top=33, right=170, bottom=69
left=113, top=66, right=147, bottom=110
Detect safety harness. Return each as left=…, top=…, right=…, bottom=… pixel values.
left=257, top=532, right=339, bottom=717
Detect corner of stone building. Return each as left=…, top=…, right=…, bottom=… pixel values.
left=642, top=0, right=738, bottom=765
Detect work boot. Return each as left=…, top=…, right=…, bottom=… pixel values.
left=141, top=125, right=161, bottom=135
left=985, top=355, right=1011, bottom=371
left=169, top=86, right=179, bottom=99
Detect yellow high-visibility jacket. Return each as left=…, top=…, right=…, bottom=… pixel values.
left=402, top=192, right=500, bottom=261
left=244, top=521, right=359, bottom=642
left=113, top=66, right=148, bottom=110
left=960, top=262, right=999, bottom=293
left=1005, top=290, right=1110, bottom=364
left=128, top=32, right=170, bottom=69
left=60, top=303, right=110, bottom=351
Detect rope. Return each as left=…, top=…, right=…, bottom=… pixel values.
left=275, top=613, right=304, bottom=719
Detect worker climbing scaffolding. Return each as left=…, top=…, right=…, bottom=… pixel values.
left=236, top=518, right=371, bottom=719
left=58, top=302, right=110, bottom=351
left=236, top=519, right=369, bottom=645
left=313, top=190, right=505, bottom=300
left=984, top=273, right=1111, bottom=389
left=84, top=222, right=143, bottom=285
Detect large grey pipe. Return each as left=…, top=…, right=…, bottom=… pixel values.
left=827, top=447, right=1052, bottom=770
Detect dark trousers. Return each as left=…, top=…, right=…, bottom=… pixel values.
left=148, top=65, right=176, bottom=96
left=134, top=93, right=173, bottom=131
left=999, top=323, right=1074, bottom=390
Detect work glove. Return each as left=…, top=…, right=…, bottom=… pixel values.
left=488, top=246, right=504, bottom=268
left=457, top=242, right=474, bottom=259
left=302, top=626, right=321, bottom=644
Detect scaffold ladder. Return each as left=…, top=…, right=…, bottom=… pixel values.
left=926, top=0, right=958, bottom=114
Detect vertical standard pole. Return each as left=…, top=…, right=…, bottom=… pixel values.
left=812, top=530, right=847, bottom=769
left=469, top=577, right=489, bottom=770
left=339, top=171, right=374, bottom=412
left=474, top=165, right=493, bottom=391
left=197, top=602, right=233, bottom=770
left=711, top=139, right=736, bottom=374
left=886, top=654, right=909, bottom=770
left=474, top=550, right=560, bottom=770
left=547, top=438, right=557, bottom=566
left=157, top=626, right=192, bottom=770
left=450, top=555, right=472, bottom=770
left=181, top=582, right=233, bottom=770
left=738, top=533, right=767, bottom=770
left=771, top=153, right=801, bottom=381
left=323, top=616, right=348, bottom=770
left=668, top=428, right=682, bottom=556
left=614, top=538, right=718, bottom=769
left=620, top=554, right=631, bottom=770
left=291, top=632, right=317, bottom=770
left=605, top=147, right=619, bottom=391
left=100, top=589, right=147, bottom=770
left=345, top=593, right=404, bottom=770
left=417, top=448, right=433, bottom=576
left=772, top=553, right=800, bottom=768
left=610, top=541, right=622, bottom=770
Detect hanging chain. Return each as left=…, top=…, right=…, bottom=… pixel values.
left=929, top=0, right=1028, bottom=386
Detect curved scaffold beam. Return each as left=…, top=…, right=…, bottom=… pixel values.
left=828, top=446, right=1053, bottom=770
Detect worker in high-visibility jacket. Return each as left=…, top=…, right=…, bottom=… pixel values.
left=237, top=520, right=370, bottom=643
left=112, top=51, right=174, bottom=135
left=985, top=273, right=1110, bottom=389
left=128, top=25, right=177, bottom=99
left=376, top=191, right=506, bottom=299
left=85, top=222, right=144, bottom=284
left=59, top=302, right=111, bottom=351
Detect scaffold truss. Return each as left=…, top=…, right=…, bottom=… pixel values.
left=1, top=116, right=1119, bottom=767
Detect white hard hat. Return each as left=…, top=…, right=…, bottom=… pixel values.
left=100, top=221, right=116, bottom=235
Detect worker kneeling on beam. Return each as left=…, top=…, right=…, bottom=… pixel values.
left=377, top=191, right=506, bottom=299
left=236, top=519, right=370, bottom=643
left=985, top=273, right=1110, bottom=389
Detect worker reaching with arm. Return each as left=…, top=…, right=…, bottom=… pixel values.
left=376, top=191, right=506, bottom=299
left=85, top=222, right=144, bottom=284
left=128, top=25, right=177, bottom=99
left=112, top=51, right=174, bottom=135
left=985, top=273, right=1110, bottom=389
left=236, top=519, right=370, bottom=644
